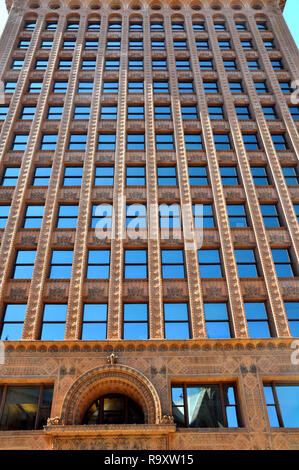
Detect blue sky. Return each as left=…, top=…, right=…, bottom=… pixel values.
left=0, top=0, right=298, bottom=45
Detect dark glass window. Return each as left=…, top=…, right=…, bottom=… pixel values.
left=172, top=382, right=240, bottom=428
left=264, top=40, right=274, bottom=50
left=123, top=304, right=148, bottom=340
left=264, top=383, right=299, bottom=428
left=46, top=21, right=57, bottom=31
left=63, top=40, right=76, bottom=49
left=107, top=40, right=121, bottom=49
left=0, top=385, right=53, bottom=430
left=0, top=304, right=26, bottom=340
left=151, top=40, right=164, bottom=49
left=151, top=21, right=164, bottom=31
left=83, top=394, right=144, bottom=425
left=236, top=22, right=246, bottom=31
left=24, top=21, right=36, bottom=30
left=204, top=303, right=231, bottom=339
left=85, top=41, right=98, bottom=50
left=129, top=40, right=143, bottom=50
left=214, top=22, right=226, bottom=31
left=257, top=22, right=268, bottom=30
left=81, top=304, right=107, bottom=340
left=164, top=303, right=190, bottom=339
left=193, top=21, right=205, bottom=31
left=172, top=21, right=184, bottom=31
left=108, top=21, right=121, bottom=31
left=40, top=304, right=67, bottom=340
left=129, top=21, right=143, bottom=31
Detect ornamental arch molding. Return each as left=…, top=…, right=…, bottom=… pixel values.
left=60, top=364, right=162, bottom=425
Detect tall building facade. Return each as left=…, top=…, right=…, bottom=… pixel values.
left=0, top=0, right=298, bottom=451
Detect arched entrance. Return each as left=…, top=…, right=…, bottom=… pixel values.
left=60, top=364, right=162, bottom=425
left=83, top=393, right=145, bottom=425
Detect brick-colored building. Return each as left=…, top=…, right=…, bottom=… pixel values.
left=0, top=0, right=298, bottom=450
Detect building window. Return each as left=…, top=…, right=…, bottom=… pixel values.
left=12, top=250, right=36, bottom=279
left=40, top=134, right=58, bottom=150
left=0, top=385, right=53, bottom=430
left=85, top=41, right=98, bottom=50
left=172, top=21, right=184, bottom=31
left=214, top=134, right=232, bottom=150
left=178, top=81, right=194, bottom=93
left=199, top=60, right=213, bottom=70
left=53, top=81, right=68, bottom=93
left=164, top=303, right=190, bottom=339
left=129, top=21, right=143, bottom=31
left=188, top=166, right=208, bottom=185
left=262, top=106, right=277, bottom=120
left=172, top=382, right=240, bottom=428
left=105, top=60, right=120, bottom=70
left=18, top=39, right=30, bottom=49
left=160, top=204, right=181, bottom=229
left=282, top=167, right=299, bottom=185
left=12, top=134, right=28, bottom=151
left=271, top=249, right=294, bottom=277
left=56, top=205, right=78, bottom=229
left=66, top=21, right=79, bottom=31
left=107, top=40, right=121, bottom=49
left=193, top=21, right=205, bottom=31
left=23, top=205, right=44, bottom=228
left=229, top=81, right=243, bottom=93
left=103, top=81, right=119, bottom=93
left=81, top=60, right=96, bottom=70
left=235, top=249, right=259, bottom=278
left=227, top=204, right=248, bottom=227
left=87, top=21, right=100, bottom=31
left=198, top=249, right=222, bottom=278
left=271, top=60, right=283, bottom=70
left=78, top=81, right=93, bottom=93
left=32, top=167, right=51, bottom=186
left=126, top=204, right=147, bottom=229
left=185, top=134, right=203, bottom=150
left=151, top=20, right=164, bottom=31
left=0, top=304, right=26, bottom=340
left=108, top=21, right=121, bottom=31
left=73, top=106, right=90, bottom=120
left=126, top=167, right=145, bottom=186
left=218, top=40, right=230, bottom=50
left=220, top=166, right=239, bottom=185
left=40, top=304, right=67, bottom=340
left=236, top=22, right=246, bottom=31
left=254, top=81, right=268, bottom=93
left=0, top=205, right=10, bottom=228
left=129, top=60, right=143, bottom=70
left=260, top=204, right=281, bottom=227
left=157, top=167, right=177, bottom=186
left=68, top=134, right=87, bottom=150
left=264, top=383, right=299, bottom=428
left=124, top=250, right=147, bottom=279
left=235, top=106, right=251, bottom=119
left=241, top=40, right=253, bottom=50
left=81, top=304, right=107, bottom=340
left=152, top=60, right=166, bottom=70
left=5, top=82, right=17, bottom=93
left=181, top=106, right=198, bottom=119
left=1, top=168, right=19, bottom=186
left=151, top=40, right=165, bottom=49
left=87, top=250, right=110, bottom=279
left=129, top=40, right=142, bottom=50
left=247, top=60, right=260, bottom=70
left=154, top=106, right=171, bottom=119
left=47, top=106, right=63, bottom=120
left=289, top=106, right=299, bottom=120
left=100, top=106, right=117, bottom=119
left=83, top=394, right=144, bottom=424
left=208, top=106, right=224, bottom=119
left=214, top=22, right=226, bottom=31
left=46, top=21, right=57, bottom=31
left=284, top=302, right=299, bottom=337
left=243, top=134, right=260, bottom=150
left=204, top=303, right=231, bottom=339
left=63, top=40, right=76, bottom=49
left=176, top=60, right=190, bottom=70
left=196, top=40, right=209, bottom=50
left=245, top=302, right=271, bottom=338
left=128, top=81, right=144, bottom=93
left=24, top=21, right=36, bottom=30
left=203, top=81, right=218, bottom=93
left=127, top=134, right=145, bottom=150
left=156, top=134, right=174, bottom=150
left=91, top=204, right=112, bottom=229
left=94, top=167, right=114, bottom=186
left=35, top=60, right=48, bottom=70
left=223, top=60, right=237, bottom=70
left=257, top=21, right=268, bottom=30
left=123, top=304, right=148, bottom=340
left=264, top=40, right=275, bottom=50
left=58, top=60, right=72, bottom=70
left=272, top=134, right=288, bottom=150
left=128, top=106, right=144, bottom=120
left=162, top=249, right=185, bottom=279
left=63, top=167, right=83, bottom=186
left=251, top=167, right=270, bottom=185
left=0, top=106, right=9, bottom=120
left=194, top=204, right=215, bottom=228
left=49, top=250, right=73, bottom=279
left=294, top=204, right=299, bottom=222
left=280, top=82, right=292, bottom=93
left=11, top=60, right=24, bottom=70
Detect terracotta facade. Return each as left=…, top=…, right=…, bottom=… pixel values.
left=0, top=0, right=299, bottom=450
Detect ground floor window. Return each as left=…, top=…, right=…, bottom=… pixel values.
left=83, top=394, right=144, bottom=425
